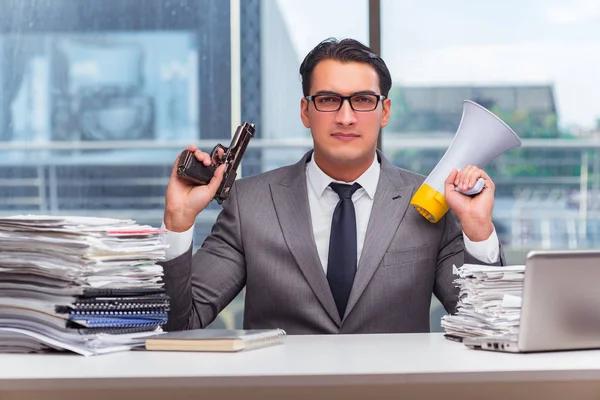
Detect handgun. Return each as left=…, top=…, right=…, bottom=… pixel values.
left=176, top=122, right=255, bottom=204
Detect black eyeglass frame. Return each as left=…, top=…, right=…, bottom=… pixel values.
left=305, top=94, right=387, bottom=112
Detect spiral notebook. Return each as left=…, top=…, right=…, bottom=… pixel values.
left=68, top=313, right=169, bottom=329
left=145, top=328, right=287, bottom=352
left=50, top=292, right=170, bottom=330
left=55, top=294, right=170, bottom=313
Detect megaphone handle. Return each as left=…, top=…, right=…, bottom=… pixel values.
left=454, top=177, right=485, bottom=196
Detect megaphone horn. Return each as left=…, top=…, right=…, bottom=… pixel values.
left=410, top=100, right=522, bottom=223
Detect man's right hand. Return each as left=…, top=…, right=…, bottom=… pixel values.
left=164, top=145, right=226, bottom=232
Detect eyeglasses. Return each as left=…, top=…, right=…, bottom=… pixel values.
left=305, top=94, right=386, bottom=112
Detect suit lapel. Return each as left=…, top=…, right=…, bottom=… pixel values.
left=344, top=154, right=416, bottom=319
left=270, top=153, right=341, bottom=326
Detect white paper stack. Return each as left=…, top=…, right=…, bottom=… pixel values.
left=441, top=264, right=526, bottom=339
left=0, top=215, right=169, bottom=356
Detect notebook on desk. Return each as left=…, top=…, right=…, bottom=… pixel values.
left=464, top=249, right=600, bottom=353
left=145, top=328, right=287, bottom=352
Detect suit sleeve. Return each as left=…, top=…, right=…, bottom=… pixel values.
left=160, top=182, right=247, bottom=331
left=433, top=210, right=506, bottom=314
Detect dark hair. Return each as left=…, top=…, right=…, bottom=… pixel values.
left=299, top=37, right=392, bottom=97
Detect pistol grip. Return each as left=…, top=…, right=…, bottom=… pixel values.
left=177, top=150, right=217, bottom=185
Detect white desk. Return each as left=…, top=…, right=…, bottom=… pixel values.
left=1, top=333, right=600, bottom=400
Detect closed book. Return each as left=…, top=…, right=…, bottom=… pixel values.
left=145, top=328, right=286, bottom=352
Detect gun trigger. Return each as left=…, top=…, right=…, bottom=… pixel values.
left=211, top=144, right=228, bottom=165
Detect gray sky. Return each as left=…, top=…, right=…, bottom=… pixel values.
left=277, top=0, right=600, bottom=130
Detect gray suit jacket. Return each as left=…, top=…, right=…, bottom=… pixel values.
left=161, top=150, right=505, bottom=334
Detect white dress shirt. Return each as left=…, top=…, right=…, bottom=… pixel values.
left=306, top=154, right=378, bottom=271
left=163, top=155, right=500, bottom=265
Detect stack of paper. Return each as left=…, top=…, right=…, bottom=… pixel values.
left=0, top=215, right=170, bottom=356
left=441, top=264, right=526, bottom=339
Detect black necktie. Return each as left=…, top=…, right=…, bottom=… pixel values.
left=327, top=182, right=361, bottom=319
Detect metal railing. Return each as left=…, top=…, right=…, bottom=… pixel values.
left=2, top=136, right=600, bottom=151
left=1, top=137, right=599, bottom=252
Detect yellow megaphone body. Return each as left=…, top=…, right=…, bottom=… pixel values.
left=410, top=100, right=522, bottom=223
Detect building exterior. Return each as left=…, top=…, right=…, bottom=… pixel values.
left=387, top=85, right=558, bottom=137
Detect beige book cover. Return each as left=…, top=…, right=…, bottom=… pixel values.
left=145, top=328, right=286, bottom=352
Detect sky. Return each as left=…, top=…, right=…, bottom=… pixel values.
left=276, top=0, right=600, bottom=130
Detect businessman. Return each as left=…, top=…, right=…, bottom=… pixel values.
left=160, top=38, right=505, bottom=334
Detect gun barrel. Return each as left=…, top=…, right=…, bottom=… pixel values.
left=215, top=122, right=255, bottom=204
left=228, top=122, right=255, bottom=169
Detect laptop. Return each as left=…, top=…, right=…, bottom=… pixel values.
left=463, top=249, right=600, bottom=353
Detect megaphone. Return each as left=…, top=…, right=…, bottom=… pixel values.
left=410, top=100, right=522, bottom=223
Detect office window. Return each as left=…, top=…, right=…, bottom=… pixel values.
left=0, top=0, right=231, bottom=235
left=0, top=0, right=370, bottom=330
left=381, top=0, right=600, bottom=255
left=381, top=0, right=600, bottom=331
left=0, top=0, right=234, bottom=326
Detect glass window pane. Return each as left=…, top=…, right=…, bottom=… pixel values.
left=257, top=0, right=369, bottom=171
left=381, top=0, right=600, bottom=255
left=0, top=0, right=230, bottom=231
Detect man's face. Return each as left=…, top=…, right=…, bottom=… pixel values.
left=301, top=59, right=391, bottom=169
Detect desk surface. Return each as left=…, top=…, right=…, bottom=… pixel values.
left=2, top=333, right=600, bottom=391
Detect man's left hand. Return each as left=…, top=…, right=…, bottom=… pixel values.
left=444, top=165, right=495, bottom=242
